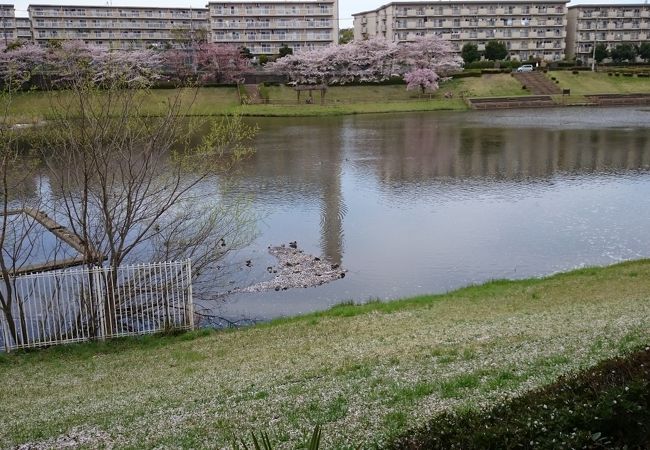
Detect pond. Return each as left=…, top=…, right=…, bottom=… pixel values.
left=214, top=106, right=650, bottom=322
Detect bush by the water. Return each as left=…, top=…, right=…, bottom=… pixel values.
left=452, top=72, right=482, bottom=79
left=390, top=347, right=650, bottom=450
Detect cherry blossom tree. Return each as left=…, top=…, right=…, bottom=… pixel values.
left=162, top=43, right=249, bottom=85
left=266, top=35, right=461, bottom=99
left=404, top=68, right=440, bottom=94
left=196, top=43, right=250, bottom=83
left=397, top=35, right=463, bottom=77
left=161, top=48, right=195, bottom=84
left=266, top=38, right=398, bottom=87
left=46, top=41, right=162, bottom=88
left=0, top=43, right=47, bottom=88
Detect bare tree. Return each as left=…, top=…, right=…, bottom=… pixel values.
left=0, top=42, right=257, bottom=344
left=0, top=43, right=57, bottom=347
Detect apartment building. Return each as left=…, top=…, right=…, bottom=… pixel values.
left=1, top=4, right=16, bottom=44
left=567, top=4, right=650, bottom=63
left=16, top=17, right=32, bottom=41
left=207, top=1, right=339, bottom=55
left=353, top=1, right=569, bottom=61
left=28, top=4, right=209, bottom=49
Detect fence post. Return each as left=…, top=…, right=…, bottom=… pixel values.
left=93, top=267, right=107, bottom=341
left=186, top=259, right=194, bottom=330
left=0, top=313, right=11, bottom=353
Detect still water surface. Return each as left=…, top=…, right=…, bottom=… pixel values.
left=215, top=107, right=650, bottom=322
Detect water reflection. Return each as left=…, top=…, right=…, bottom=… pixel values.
left=216, top=108, right=650, bottom=321
left=349, top=114, right=650, bottom=183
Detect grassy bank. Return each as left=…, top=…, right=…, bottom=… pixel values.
left=548, top=71, right=650, bottom=95
left=1, top=260, right=650, bottom=448
left=5, top=74, right=526, bottom=121
left=4, top=71, right=650, bottom=121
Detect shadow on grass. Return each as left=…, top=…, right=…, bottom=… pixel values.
left=390, top=346, right=650, bottom=450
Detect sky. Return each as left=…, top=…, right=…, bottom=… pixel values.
left=10, top=0, right=645, bottom=25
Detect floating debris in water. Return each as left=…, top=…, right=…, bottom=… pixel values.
left=233, top=244, right=347, bottom=294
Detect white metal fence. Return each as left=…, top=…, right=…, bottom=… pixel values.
left=0, top=260, right=194, bottom=352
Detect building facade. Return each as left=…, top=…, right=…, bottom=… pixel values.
left=207, top=1, right=339, bottom=55
left=27, top=4, right=209, bottom=49
left=16, top=17, right=32, bottom=41
left=353, top=1, right=569, bottom=61
left=567, top=4, right=650, bottom=63
left=1, top=4, right=16, bottom=44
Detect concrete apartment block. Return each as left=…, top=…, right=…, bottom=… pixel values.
left=28, top=4, right=209, bottom=49
left=353, top=0, right=569, bottom=61
left=16, top=17, right=32, bottom=41
left=1, top=4, right=17, bottom=44
left=567, top=4, right=650, bottom=63
left=207, top=0, right=339, bottom=55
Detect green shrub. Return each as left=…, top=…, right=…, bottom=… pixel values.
left=464, top=60, right=497, bottom=70
left=481, top=68, right=510, bottom=75
left=452, top=72, right=482, bottom=79
left=389, top=347, right=650, bottom=450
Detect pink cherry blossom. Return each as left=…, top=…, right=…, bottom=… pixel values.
left=266, top=35, right=461, bottom=94
left=404, top=68, right=440, bottom=93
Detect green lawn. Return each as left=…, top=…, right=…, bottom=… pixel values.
left=1, top=260, right=649, bottom=449
left=3, top=75, right=533, bottom=121
left=549, top=71, right=650, bottom=95
left=5, top=88, right=242, bottom=121
left=3, top=71, right=650, bottom=122
left=447, top=73, right=526, bottom=98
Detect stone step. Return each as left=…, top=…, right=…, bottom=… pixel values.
left=513, top=72, right=562, bottom=95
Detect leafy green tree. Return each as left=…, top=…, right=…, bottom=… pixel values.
left=258, top=54, right=269, bottom=66
left=594, top=43, right=609, bottom=63
left=638, top=42, right=650, bottom=62
left=484, top=40, right=508, bottom=61
left=278, top=44, right=293, bottom=58
left=610, top=43, right=637, bottom=63
left=339, top=28, right=354, bottom=44
left=461, top=43, right=480, bottom=64
left=240, top=46, right=253, bottom=60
